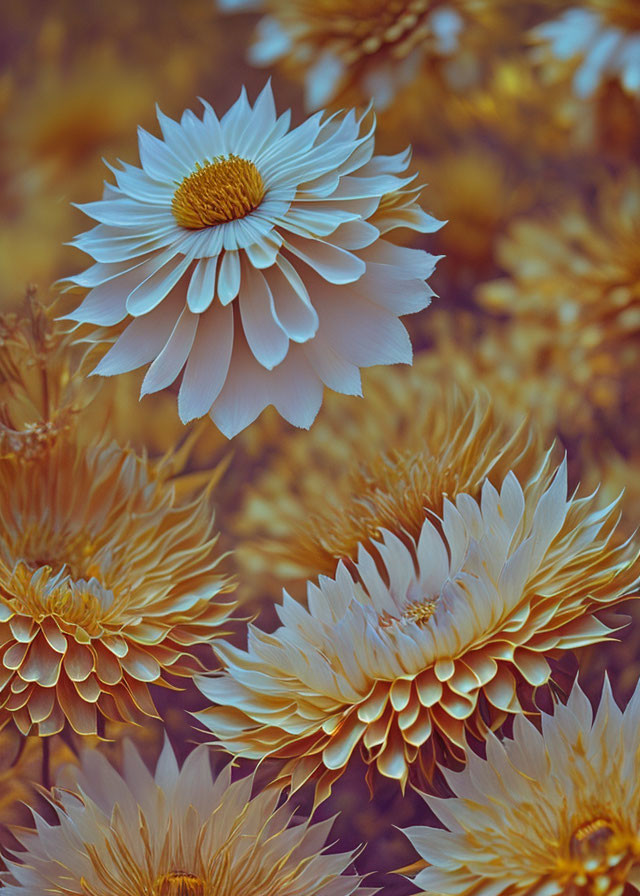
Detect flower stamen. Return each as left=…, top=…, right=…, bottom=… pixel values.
left=172, top=155, right=265, bottom=229
left=153, top=871, right=207, bottom=896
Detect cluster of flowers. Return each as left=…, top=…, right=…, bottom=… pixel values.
left=1, top=1, right=640, bottom=895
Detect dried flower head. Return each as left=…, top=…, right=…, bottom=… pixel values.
left=2, top=738, right=370, bottom=896
left=198, top=460, right=638, bottom=799
left=406, top=677, right=640, bottom=896
left=0, top=293, right=95, bottom=460
left=0, top=434, right=233, bottom=736
left=64, top=82, right=441, bottom=438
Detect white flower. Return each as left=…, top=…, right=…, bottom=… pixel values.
left=533, top=7, right=640, bottom=98
left=64, top=82, right=442, bottom=438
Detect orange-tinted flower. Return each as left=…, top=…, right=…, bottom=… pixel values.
left=0, top=433, right=234, bottom=736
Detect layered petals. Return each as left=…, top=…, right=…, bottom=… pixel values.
left=64, top=82, right=442, bottom=438
left=0, top=435, right=234, bottom=737
left=197, top=459, right=639, bottom=798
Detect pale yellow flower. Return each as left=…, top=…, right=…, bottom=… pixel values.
left=407, top=678, right=640, bottom=896
left=198, top=460, right=638, bottom=798
left=477, top=172, right=640, bottom=445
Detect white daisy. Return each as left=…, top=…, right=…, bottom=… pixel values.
left=533, top=6, right=640, bottom=99
left=64, top=82, right=442, bottom=438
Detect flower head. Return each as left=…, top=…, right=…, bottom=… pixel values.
left=0, top=434, right=233, bottom=736
left=2, top=738, right=368, bottom=896
left=65, top=82, right=442, bottom=438
left=405, top=677, right=640, bottom=896
left=219, top=0, right=470, bottom=110
left=477, top=172, right=640, bottom=448
left=234, top=357, right=545, bottom=596
left=533, top=3, right=640, bottom=98
left=198, top=460, right=639, bottom=799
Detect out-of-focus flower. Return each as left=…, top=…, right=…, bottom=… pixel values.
left=64, top=82, right=442, bottom=438
left=405, top=678, right=640, bottom=896
left=477, top=172, right=640, bottom=446
left=532, top=3, right=640, bottom=99
left=197, top=460, right=639, bottom=798
left=234, top=355, right=545, bottom=597
left=219, top=0, right=470, bottom=110
left=0, top=731, right=41, bottom=832
left=0, top=729, right=75, bottom=870
left=2, top=738, right=369, bottom=896
left=0, top=433, right=234, bottom=737
left=0, top=293, right=98, bottom=460
left=414, top=144, right=534, bottom=281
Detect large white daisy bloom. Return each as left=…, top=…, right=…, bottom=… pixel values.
left=533, top=7, right=640, bottom=98
left=64, top=82, right=442, bottom=438
left=405, top=678, right=640, bottom=896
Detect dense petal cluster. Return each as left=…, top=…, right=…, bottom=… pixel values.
left=65, top=82, right=441, bottom=437
left=2, top=738, right=369, bottom=896
left=219, top=0, right=467, bottom=110
left=406, top=678, right=640, bottom=896
left=198, top=460, right=639, bottom=798
left=477, top=173, right=640, bottom=447
left=234, top=359, right=545, bottom=595
left=0, top=434, right=233, bottom=736
left=533, top=3, right=640, bottom=98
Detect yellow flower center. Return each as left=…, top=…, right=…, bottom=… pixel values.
left=379, top=596, right=439, bottom=628
left=6, top=563, right=112, bottom=636
left=153, top=872, right=207, bottom=896
left=402, top=597, right=439, bottom=625
left=569, top=818, right=616, bottom=871
left=564, top=817, right=640, bottom=894
left=171, top=155, right=265, bottom=229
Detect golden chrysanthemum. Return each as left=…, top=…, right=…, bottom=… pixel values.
left=406, top=677, right=640, bottom=896
left=2, top=738, right=370, bottom=896
left=0, top=433, right=234, bottom=736
left=477, top=172, right=640, bottom=447
left=233, top=353, right=546, bottom=597
left=198, top=459, right=639, bottom=799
